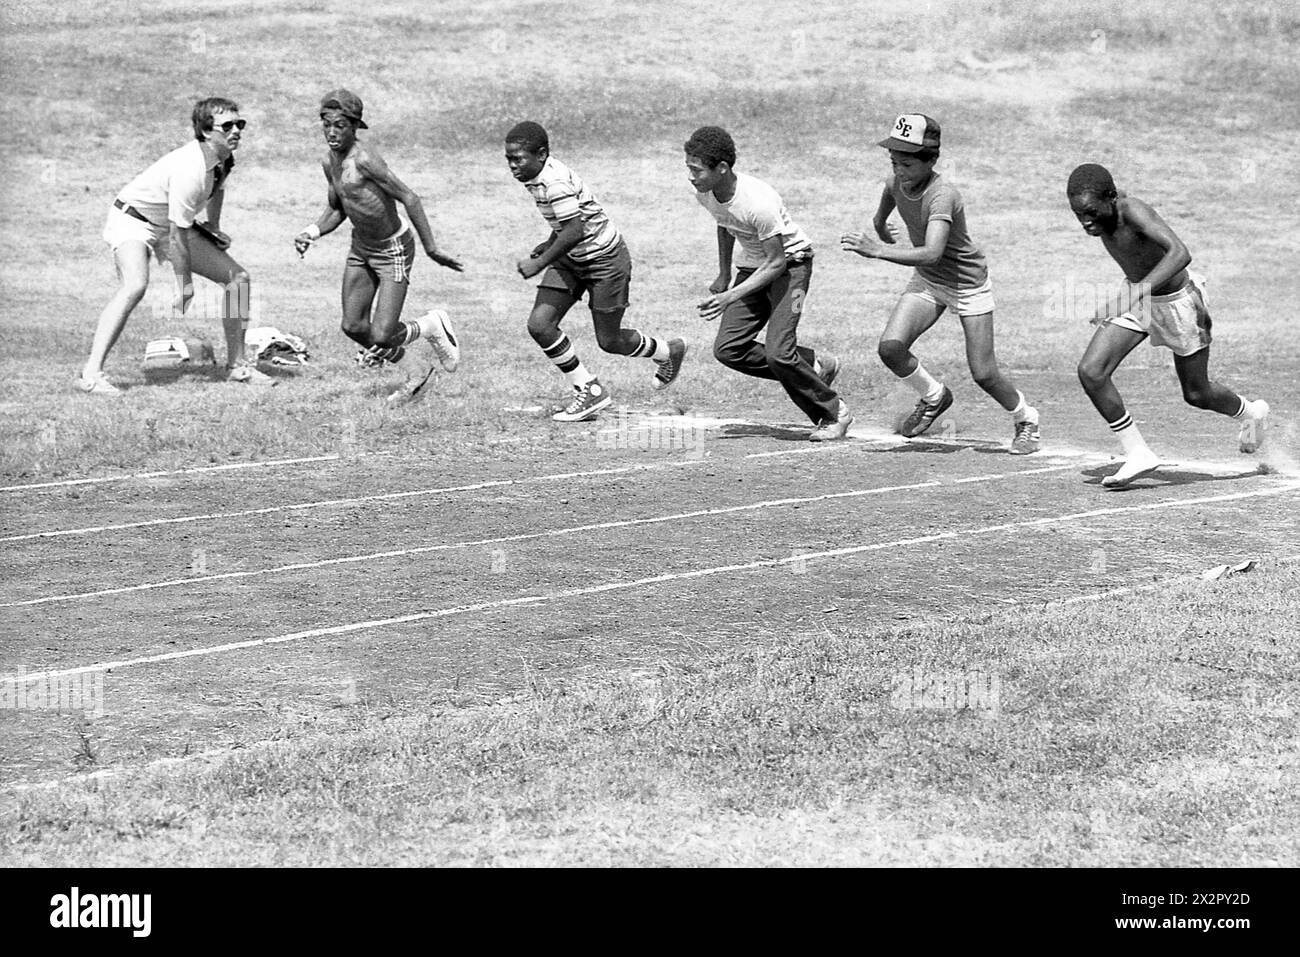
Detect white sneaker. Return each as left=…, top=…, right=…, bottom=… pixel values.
left=1238, top=399, right=1269, bottom=454
left=75, top=371, right=121, bottom=396
left=809, top=400, right=853, bottom=442
left=415, top=309, right=460, bottom=372
left=1102, top=447, right=1161, bottom=487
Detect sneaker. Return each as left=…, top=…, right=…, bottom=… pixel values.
left=818, top=354, right=841, bottom=390
left=553, top=378, right=612, bottom=422
left=1010, top=417, right=1041, bottom=455
left=810, top=400, right=853, bottom=442
left=898, top=385, right=953, bottom=437
left=653, top=338, right=688, bottom=391
left=1101, top=447, right=1161, bottom=488
left=227, top=364, right=276, bottom=386
left=1238, top=399, right=1269, bottom=454
left=74, top=371, right=121, bottom=396
left=415, top=309, right=460, bottom=372
left=387, top=338, right=437, bottom=405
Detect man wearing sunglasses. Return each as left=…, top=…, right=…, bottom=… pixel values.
left=79, top=97, right=271, bottom=394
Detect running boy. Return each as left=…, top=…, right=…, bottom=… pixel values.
left=505, top=121, right=687, bottom=422
left=294, top=89, right=463, bottom=403
left=842, top=114, right=1040, bottom=453
left=684, top=126, right=849, bottom=441
left=1067, top=163, right=1270, bottom=487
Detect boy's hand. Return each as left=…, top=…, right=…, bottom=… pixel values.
left=697, top=292, right=732, bottom=322
left=708, top=273, right=731, bottom=295
left=530, top=241, right=549, bottom=259
left=517, top=256, right=544, bottom=280
left=428, top=249, right=464, bottom=272
left=875, top=222, right=900, bottom=244
left=293, top=232, right=315, bottom=258
left=841, top=231, right=883, bottom=258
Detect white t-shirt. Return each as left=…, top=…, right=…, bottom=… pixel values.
left=116, top=140, right=229, bottom=228
left=695, top=172, right=812, bottom=269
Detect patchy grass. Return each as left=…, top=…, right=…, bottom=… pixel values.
left=4, top=563, right=1296, bottom=866
left=1, top=0, right=1297, bottom=481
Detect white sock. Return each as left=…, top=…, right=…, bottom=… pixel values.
left=901, top=363, right=944, bottom=402
left=1108, top=412, right=1151, bottom=457
left=564, top=363, right=595, bottom=389
left=1009, top=391, right=1038, bottom=423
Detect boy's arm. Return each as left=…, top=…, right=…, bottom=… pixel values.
left=518, top=216, right=584, bottom=279
left=1120, top=199, right=1191, bottom=310
left=871, top=184, right=898, bottom=243
left=294, top=166, right=347, bottom=256
left=698, top=233, right=784, bottom=321
left=357, top=152, right=464, bottom=272
left=843, top=218, right=950, bottom=266
left=710, top=226, right=735, bottom=294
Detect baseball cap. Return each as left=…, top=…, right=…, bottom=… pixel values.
left=878, top=113, right=941, bottom=152
left=320, top=88, right=368, bottom=129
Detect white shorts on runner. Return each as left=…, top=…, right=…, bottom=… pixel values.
left=902, top=270, right=996, bottom=317
left=1107, top=271, right=1212, bottom=356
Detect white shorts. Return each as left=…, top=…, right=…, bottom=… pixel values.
left=102, top=205, right=170, bottom=262
left=1107, top=272, right=1212, bottom=357
left=903, top=271, right=995, bottom=317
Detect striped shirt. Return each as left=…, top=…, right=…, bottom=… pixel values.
left=696, top=172, right=812, bottom=269
left=887, top=172, right=988, bottom=290
left=116, top=140, right=231, bottom=229
left=521, top=156, right=622, bottom=262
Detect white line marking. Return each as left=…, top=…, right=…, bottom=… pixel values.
left=0, top=445, right=848, bottom=544
left=8, top=555, right=1299, bottom=795
left=4, top=469, right=1036, bottom=607
left=7, top=480, right=1297, bottom=684
left=0, top=452, right=395, bottom=493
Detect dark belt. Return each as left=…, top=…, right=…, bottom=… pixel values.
left=113, top=198, right=150, bottom=223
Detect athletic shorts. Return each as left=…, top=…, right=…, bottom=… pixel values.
left=902, top=270, right=995, bottom=317
left=1107, top=272, right=1212, bottom=356
left=347, top=226, right=416, bottom=284
left=538, top=238, right=632, bottom=313
left=102, top=204, right=170, bottom=261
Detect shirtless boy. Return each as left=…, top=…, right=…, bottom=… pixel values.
left=1067, top=163, right=1270, bottom=487
left=294, top=89, right=463, bottom=402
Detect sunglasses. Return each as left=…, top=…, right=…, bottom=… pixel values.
left=216, top=119, right=247, bottom=133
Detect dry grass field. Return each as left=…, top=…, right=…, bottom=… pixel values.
left=1, top=0, right=1298, bottom=870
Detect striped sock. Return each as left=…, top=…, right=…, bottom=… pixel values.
left=367, top=344, right=405, bottom=363
left=629, top=332, right=670, bottom=362
left=400, top=319, right=420, bottom=345
left=1229, top=396, right=1249, bottom=419
left=1107, top=412, right=1151, bottom=456
left=541, top=334, right=594, bottom=388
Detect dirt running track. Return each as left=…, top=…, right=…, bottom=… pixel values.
left=2, top=395, right=1297, bottom=789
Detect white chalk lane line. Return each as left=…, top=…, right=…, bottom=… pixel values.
left=4, top=478, right=1296, bottom=684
